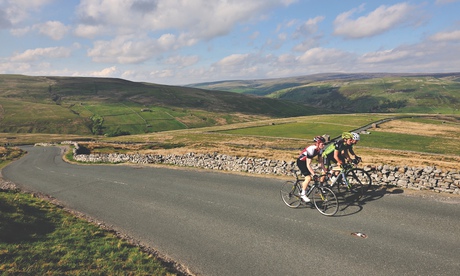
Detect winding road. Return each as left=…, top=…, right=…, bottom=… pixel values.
left=2, top=146, right=460, bottom=275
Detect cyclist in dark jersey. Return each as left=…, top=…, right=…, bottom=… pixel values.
left=322, top=132, right=361, bottom=169
left=297, top=136, right=326, bottom=202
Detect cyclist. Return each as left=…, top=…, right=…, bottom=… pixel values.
left=322, top=132, right=360, bottom=171
left=349, top=132, right=362, bottom=164
left=297, top=136, right=326, bottom=202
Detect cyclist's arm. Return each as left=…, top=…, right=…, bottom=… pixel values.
left=333, top=150, right=343, bottom=166
left=348, top=146, right=356, bottom=158
left=343, top=149, right=353, bottom=163
left=318, top=155, right=326, bottom=173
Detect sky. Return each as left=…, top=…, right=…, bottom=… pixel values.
left=1, top=0, right=460, bottom=86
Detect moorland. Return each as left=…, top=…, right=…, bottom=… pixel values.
left=0, top=73, right=459, bottom=170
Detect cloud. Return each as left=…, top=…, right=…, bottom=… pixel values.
left=87, top=34, right=197, bottom=64
left=297, top=47, right=350, bottom=64
left=360, top=49, right=412, bottom=64
left=429, top=30, right=460, bottom=41
left=295, top=16, right=325, bottom=37
left=10, top=26, right=30, bottom=36
left=212, top=53, right=264, bottom=77
left=11, top=46, right=72, bottom=62
left=356, top=36, right=460, bottom=73
left=1, top=0, right=54, bottom=26
left=150, top=69, right=174, bottom=79
left=90, top=66, right=119, bottom=77
left=215, top=54, right=250, bottom=67
left=33, top=21, right=70, bottom=40
left=75, top=0, right=294, bottom=40
left=0, top=8, right=12, bottom=28
left=334, top=3, right=422, bottom=39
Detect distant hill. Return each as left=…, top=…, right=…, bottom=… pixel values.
left=187, top=72, right=460, bottom=113
left=0, top=75, right=327, bottom=136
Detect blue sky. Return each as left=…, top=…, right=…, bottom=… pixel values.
left=1, top=0, right=460, bottom=85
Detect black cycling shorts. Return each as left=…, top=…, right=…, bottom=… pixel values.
left=296, top=159, right=312, bottom=176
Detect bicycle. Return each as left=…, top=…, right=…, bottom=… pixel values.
left=280, top=170, right=339, bottom=216
left=324, top=161, right=372, bottom=198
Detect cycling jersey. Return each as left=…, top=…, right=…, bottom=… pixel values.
left=298, top=145, right=321, bottom=161
left=322, top=139, right=352, bottom=158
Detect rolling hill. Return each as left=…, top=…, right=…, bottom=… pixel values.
left=0, top=74, right=327, bottom=136
left=188, top=72, right=460, bottom=113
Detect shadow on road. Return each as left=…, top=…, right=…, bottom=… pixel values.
left=333, top=184, right=404, bottom=217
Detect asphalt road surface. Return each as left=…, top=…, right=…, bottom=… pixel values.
left=2, top=146, right=460, bottom=276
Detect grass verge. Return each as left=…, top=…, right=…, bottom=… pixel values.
left=0, top=188, right=183, bottom=275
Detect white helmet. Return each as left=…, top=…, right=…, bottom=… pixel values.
left=351, top=132, right=360, bottom=141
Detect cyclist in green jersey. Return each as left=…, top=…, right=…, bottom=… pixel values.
left=322, top=132, right=361, bottom=170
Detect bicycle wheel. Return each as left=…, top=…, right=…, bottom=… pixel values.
left=311, top=185, right=338, bottom=216
left=280, top=181, right=301, bottom=208
left=343, top=175, right=364, bottom=198
left=346, top=168, right=372, bottom=192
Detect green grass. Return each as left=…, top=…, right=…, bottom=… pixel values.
left=219, top=114, right=388, bottom=138
left=218, top=114, right=460, bottom=155
left=356, top=131, right=457, bottom=154
left=0, top=190, right=176, bottom=275
left=0, top=75, right=322, bottom=136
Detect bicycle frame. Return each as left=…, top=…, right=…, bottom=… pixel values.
left=325, top=163, right=364, bottom=197
left=280, top=170, right=339, bottom=216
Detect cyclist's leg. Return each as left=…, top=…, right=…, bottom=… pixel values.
left=296, top=159, right=312, bottom=201
left=344, top=169, right=364, bottom=199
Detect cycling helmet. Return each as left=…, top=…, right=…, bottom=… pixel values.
left=351, top=132, right=360, bottom=141
left=313, top=136, right=326, bottom=143
left=341, top=132, right=353, bottom=139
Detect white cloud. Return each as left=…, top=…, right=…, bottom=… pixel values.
left=334, top=3, right=421, bottom=39
left=76, top=0, right=294, bottom=40
left=87, top=33, right=197, bottom=64
left=150, top=69, right=174, bottom=79
left=211, top=53, right=265, bottom=77
left=1, top=0, right=54, bottom=26
left=90, top=66, right=119, bottom=77
left=11, top=46, right=72, bottom=62
left=10, top=26, right=30, bottom=36
left=296, top=16, right=325, bottom=36
left=297, top=47, right=349, bottom=64
left=33, top=21, right=69, bottom=40
left=215, top=54, right=250, bottom=67
left=429, top=30, right=460, bottom=41
left=360, top=49, right=412, bottom=64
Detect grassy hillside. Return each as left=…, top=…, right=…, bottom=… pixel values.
left=188, top=73, right=460, bottom=114
left=0, top=75, right=327, bottom=136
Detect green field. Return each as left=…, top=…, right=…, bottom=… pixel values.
left=219, top=115, right=460, bottom=156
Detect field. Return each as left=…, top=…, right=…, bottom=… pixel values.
left=0, top=75, right=321, bottom=136
left=80, top=114, right=460, bottom=170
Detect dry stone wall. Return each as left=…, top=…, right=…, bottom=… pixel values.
left=72, top=149, right=460, bottom=195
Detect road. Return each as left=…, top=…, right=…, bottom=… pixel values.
left=2, top=146, right=460, bottom=276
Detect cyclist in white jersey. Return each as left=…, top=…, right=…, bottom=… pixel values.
left=296, top=136, right=327, bottom=202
